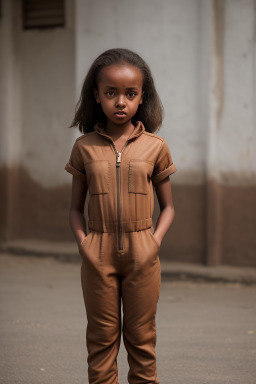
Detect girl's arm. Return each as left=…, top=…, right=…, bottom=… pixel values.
left=153, top=176, right=175, bottom=247
left=68, top=176, right=88, bottom=246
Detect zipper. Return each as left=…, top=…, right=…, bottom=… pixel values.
left=94, top=126, right=141, bottom=250
left=113, top=141, right=129, bottom=250
left=95, top=133, right=129, bottom=250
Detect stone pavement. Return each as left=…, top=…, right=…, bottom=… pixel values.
left=1, top=239, right=256, bottom=285
left=0, top=252, right=256, bottom=384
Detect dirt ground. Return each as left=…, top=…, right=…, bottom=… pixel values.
left=0, top=253, right=255, bottom=384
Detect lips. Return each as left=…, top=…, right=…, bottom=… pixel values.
left=115, top=111, right=126, bottom=115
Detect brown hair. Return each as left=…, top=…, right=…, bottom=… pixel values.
left=69, top=48, right=164, bottom=133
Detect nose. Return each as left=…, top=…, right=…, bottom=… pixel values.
left=116, top=95, right=125, bottom=108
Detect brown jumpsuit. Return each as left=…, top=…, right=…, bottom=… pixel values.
left=65, top=121, right=177, bottom=384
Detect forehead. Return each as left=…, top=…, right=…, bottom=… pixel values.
left=97, top=64, right=143, bottom=87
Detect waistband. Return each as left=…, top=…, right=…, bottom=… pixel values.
left=88, top=218, right=152, bottom=233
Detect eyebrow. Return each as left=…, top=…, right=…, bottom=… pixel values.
left=105, top=86, right=139, bottom=91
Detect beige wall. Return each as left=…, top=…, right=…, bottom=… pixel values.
left=0, top=0, right=255, bottom=266
left=0, top=0, right=76, bottom=240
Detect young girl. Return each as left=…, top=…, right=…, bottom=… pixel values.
left=65, top=48, right=177, bottom=384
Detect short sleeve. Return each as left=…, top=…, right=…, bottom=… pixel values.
left=64, top=141, right=87, bottom=182
left=152, top=139, right=177, bottom=185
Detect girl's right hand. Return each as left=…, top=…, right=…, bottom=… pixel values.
left=78, top=234, right=87, bottom=247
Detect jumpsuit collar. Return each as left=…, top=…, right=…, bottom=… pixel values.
left=94, top=121, right=145, bottom=142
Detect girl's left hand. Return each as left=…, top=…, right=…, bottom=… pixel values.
left=153, top=233, right=162, bottom=248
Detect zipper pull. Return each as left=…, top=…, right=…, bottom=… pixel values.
left=116, top=151, right=121, bottom=165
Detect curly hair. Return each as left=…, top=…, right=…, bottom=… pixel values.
left=69, top=48, right=164, bottom=133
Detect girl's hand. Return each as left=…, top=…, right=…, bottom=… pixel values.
left=78, top=234, right=87, bottom=247
left=152, top=232, right=162, bottom=248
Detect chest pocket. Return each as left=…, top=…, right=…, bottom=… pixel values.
left=85, top=160, right=110, bottom=195
left=128, top=159, right=154, bottom=195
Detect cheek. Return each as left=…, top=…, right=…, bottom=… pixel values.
left=100, top=99, right=113, bottom=114
left=133, top=99, right=142, bottom=110
left=102, top=99, right=112, bottom=108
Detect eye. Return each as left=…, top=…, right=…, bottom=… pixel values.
left=105, top=91, right=115, bottom=97
left=127, top=91, right=137, bottom=98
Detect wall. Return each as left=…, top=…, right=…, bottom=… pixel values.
left=210, top=0, right=256, bottom=265
left=0, top=0, right=76, bottom=240
left=0, top=0, right=255, bottom=266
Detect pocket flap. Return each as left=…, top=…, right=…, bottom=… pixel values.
left=128, top=159, right=154, bottom=194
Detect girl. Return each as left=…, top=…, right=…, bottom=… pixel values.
left=65, top=48, right=177, bottom=384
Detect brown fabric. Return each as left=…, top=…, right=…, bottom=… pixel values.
left=80, top=228, right=161, bottom=384
left=65, top=121, right=177, bottom=382
left=66, top=140, right=87, bottom=182
left=64, top=121, right=177, bottom=233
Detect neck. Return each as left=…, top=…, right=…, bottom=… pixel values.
left=104, top=120, right=135, bottom=139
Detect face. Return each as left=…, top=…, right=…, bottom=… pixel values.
left=94, top=64, right=144, bottom=126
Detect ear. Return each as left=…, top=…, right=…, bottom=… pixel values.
left=139, top=91, right=144, bottom=105
left=93, top=88, right=101, bottom=103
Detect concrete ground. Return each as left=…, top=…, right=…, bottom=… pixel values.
left=0, top=253, right=256, bottom=384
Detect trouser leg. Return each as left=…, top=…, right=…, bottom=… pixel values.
left=80, top=231, right=121, bottom=384
left=121, top=229, right=161, bottom=384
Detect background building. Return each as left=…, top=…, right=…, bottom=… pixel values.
left=0, top=0, right=255, bottom=266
